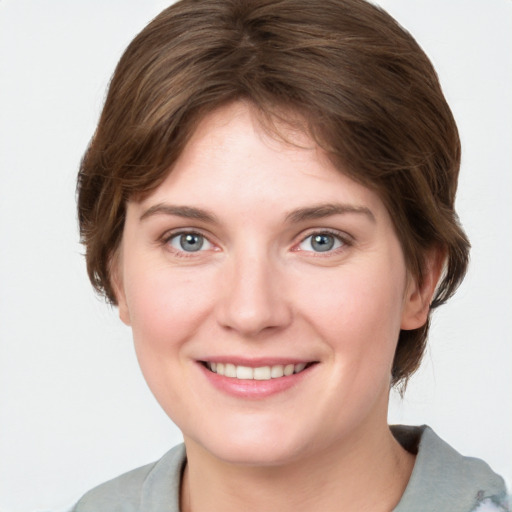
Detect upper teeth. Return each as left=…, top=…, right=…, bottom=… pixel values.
left=207, top=362, right=308, bottom=380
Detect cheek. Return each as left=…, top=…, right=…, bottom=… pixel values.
left=124, top=264, right=216, bottom=354
left=124, top=265, right=218, bottom=418
left=295, top=260, right=406, bottom=358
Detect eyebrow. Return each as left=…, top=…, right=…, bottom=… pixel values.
left=140, top=204, right=218, bottom=223
left=139, top=202, right=375, bottom=224
left=285, top=203, right=375, bottom=223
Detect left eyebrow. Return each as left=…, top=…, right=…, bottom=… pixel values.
left=285, top=203, right=376, bottom=224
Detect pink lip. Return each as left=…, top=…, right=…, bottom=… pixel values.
left=197, top=361, right=316, bottom=399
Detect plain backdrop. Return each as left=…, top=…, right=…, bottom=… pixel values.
left=0, top=1, right=511, bottom=510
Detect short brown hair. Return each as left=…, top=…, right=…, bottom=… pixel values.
left=77, top=0, right=470, bottom=388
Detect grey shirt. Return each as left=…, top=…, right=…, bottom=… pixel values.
left=73, top=425, right=509, bottom=512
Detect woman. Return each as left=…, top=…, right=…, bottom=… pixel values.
left=73, top=0, right=509, bottom=510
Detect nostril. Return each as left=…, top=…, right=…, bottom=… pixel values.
left=214, top=262, right=293, bottom=336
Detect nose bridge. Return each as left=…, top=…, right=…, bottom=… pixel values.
left=217, top=241, right=291, bottom=336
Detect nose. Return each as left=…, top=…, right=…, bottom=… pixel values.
left=216, top=249, right=293, bottom=337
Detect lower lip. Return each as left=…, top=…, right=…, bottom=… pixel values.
left=198, top=363, right=315, bottom=399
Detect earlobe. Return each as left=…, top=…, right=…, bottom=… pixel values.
left=117, top=293, right=132, bottom=326
left=109, top=250, right=132, bottom=326
left=401, top=248, right=445, bottom=330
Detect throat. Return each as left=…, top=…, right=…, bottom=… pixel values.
left=180, top=429, right=415, bottom=512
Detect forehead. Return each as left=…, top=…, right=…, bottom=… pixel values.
left=135, top=102, right=387, bottom=222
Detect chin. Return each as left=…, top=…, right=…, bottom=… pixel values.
left=204, top=440, right=305, bottom=467
left=185, top=416, right=320, bottom=467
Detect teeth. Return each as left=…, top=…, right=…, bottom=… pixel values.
left=284, top=364, right=294, bottom=376
left=206, top=362, right=309, bottom=380
left=236, top=366, right=254, bottom=379
left=270, top=365, right=284, bottom=378
left=294, top=362, right=307, bottom=373
left=225, top=363, right=236, bottom=378
left=253, top=366, right=271, bottom=380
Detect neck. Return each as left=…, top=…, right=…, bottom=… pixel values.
left=180, top=422, right=415, bottom=512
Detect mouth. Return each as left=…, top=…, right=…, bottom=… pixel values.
left=201, top=361, right=315, bottom=380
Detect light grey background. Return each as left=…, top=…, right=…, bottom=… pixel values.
left=0, top=1, right=510, bottom=510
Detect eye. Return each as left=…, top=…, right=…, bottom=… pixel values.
left=167, top=232, right=213, bottom=253
left=297, top=232, right=345, bottom=253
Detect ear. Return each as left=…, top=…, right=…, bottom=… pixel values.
left=109, top=248, right=132, bottom=326
left=401, top=248, right=445, bottom=330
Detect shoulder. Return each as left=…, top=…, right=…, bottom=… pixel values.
left=72, top=444, right=186, bottom=512
left=471, top=497, right=511, bottom=512
left=392, top=425, right=509, bottom=512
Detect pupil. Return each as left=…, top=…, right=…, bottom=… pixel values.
left=180, top=233, right=203, bottom=252
left=312, top=234, right=334, bottom=252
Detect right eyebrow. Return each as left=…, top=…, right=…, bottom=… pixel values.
left=139, top=203, right=218, bottom=223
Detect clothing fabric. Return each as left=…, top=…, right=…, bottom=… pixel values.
left=73, top=425, right=509, bottom=512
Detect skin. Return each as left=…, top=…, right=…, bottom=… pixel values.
left=113, top=101, right=441, bottom=512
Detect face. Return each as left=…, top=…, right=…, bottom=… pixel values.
left=115, top=102, right=429, bottom=466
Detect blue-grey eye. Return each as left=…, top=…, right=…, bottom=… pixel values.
left=298, top=233, right=343, bottom=253
left=169, top=233, right=212, bottom=252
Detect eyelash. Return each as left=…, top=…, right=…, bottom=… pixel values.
left=159, top=228, right=353, bottom=257
left=294, top=229, right=353, bottom=256
left=161, top=230, right=215, bottom=258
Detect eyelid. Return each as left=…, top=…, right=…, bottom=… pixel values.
left=158, top=227, right=352, bottom=256
left=293, top=228, right=353, bottom=254
left=160, top=228, right=218, bottom=255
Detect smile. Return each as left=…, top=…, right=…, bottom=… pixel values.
left=205, top=362, right=311, bottom=380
